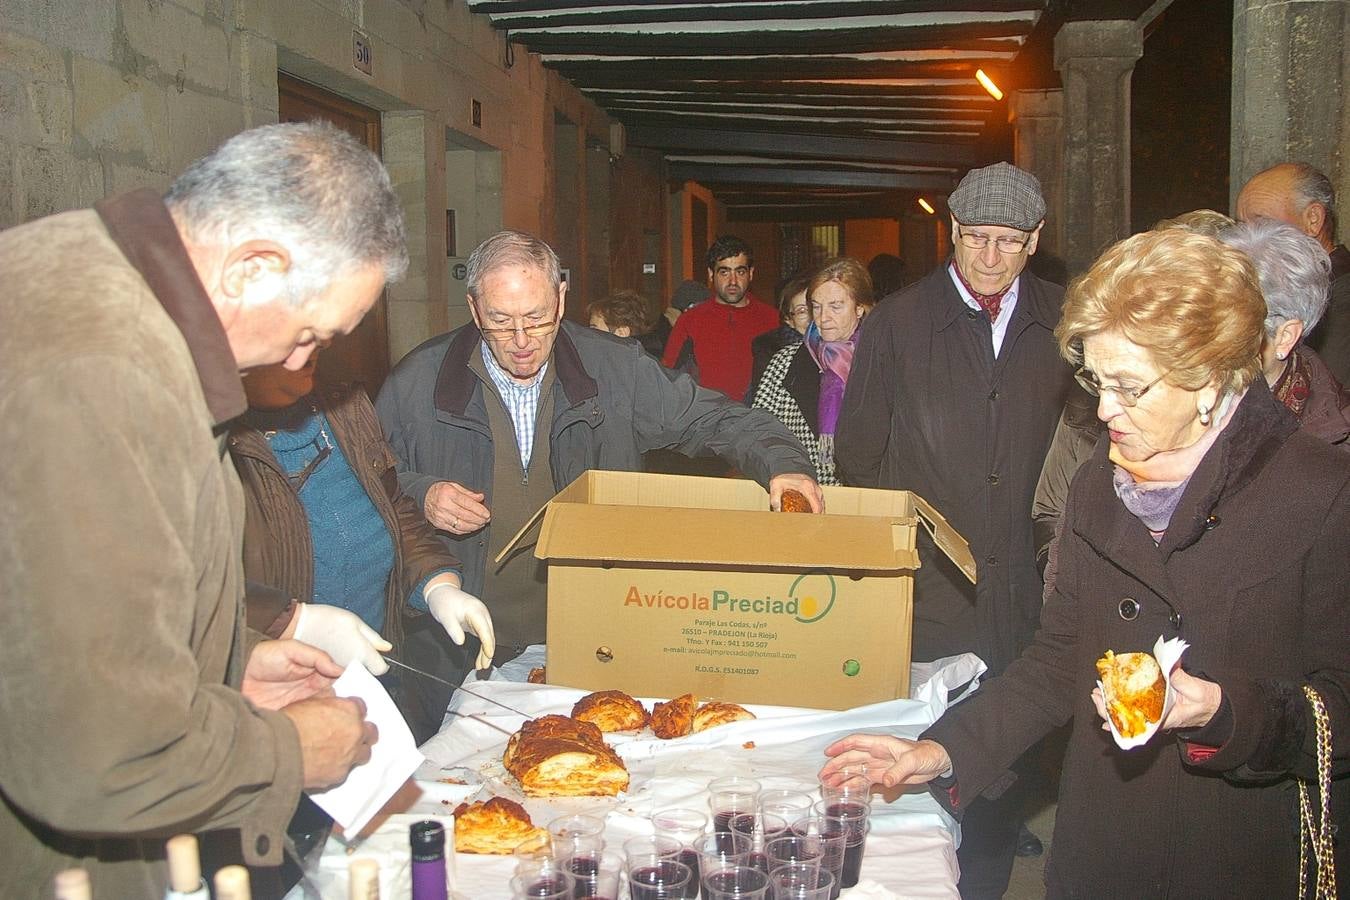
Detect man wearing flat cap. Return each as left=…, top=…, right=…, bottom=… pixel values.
left=834, top=162, right=1074, bottom=899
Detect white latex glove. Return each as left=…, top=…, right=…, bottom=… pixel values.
left=425, top=583, right=496, bottom=670
left=292, top=602, right=392, bottom=676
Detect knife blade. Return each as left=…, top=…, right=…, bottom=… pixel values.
left=383, top=656, right=536, bottom=719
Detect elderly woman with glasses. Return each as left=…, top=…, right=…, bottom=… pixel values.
left=752, top=259, right=872, bottom=484
left=821, top=228, right=1350, bottom=897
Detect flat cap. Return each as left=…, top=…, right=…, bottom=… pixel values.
left=948, top=162, right=1046, bottom=231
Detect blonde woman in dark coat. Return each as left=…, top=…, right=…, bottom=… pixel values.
left=823, top=229, right=1350, bottom=898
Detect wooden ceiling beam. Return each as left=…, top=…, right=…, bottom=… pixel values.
left=670, top=163, right=957, bottom=190
left=471, top=1, right=1043, bottom=26
left=628, top=126, right=979, bottom=166
left=503, top=23, right=1029, bottom=52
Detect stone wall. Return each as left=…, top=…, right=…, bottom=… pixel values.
left=0, top=0, right=645, bottom=358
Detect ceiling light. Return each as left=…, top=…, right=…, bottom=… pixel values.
left=918, top=198, right=935, bottom=215
left=975, top=68, right=1003, bottom=101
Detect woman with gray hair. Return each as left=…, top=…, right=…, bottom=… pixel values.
left=1220, top=218, right=1350, bottom=445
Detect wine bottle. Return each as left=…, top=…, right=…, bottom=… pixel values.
left=213, top=865, right=251, bottom=900
left=164, top=835, right=209, bottom=900
left=409, top=821, right=448, bottom=900
left=349, top=858, right=380, bottom=900
left=52, top=868, right=91, bottom=900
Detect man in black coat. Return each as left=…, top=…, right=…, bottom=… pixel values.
left=835, top=162, right=1074, bottom=899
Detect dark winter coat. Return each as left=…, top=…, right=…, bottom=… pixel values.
left=835, top=265, right=1073, bottom=675
left=926, top=380, right=1350, bottom=898
left=376, top=320, right=815, bottom=599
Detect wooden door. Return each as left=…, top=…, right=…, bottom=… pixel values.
left=278, top=72, right=391, bottom=398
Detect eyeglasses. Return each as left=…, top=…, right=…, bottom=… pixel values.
left=476, top=303, right=562, bottom=341
left=956, top=226, right=1031, bottom=254
left=1073, top=367, right=1168, bottom=407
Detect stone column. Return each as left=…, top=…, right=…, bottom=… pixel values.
left=1231, top=0, right=1348, bottom=229
left=1009, top=89, right=1065, bottom=264
left=1054, top=20, right=1143, bottom=275
left=384, top=111, right=451, bottom=359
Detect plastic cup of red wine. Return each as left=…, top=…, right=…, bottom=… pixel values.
left=627, top=857, right=693, bottom=900
left=693, top=832, right=750, bottom=898
left=755, top=790, right=814, bottom=828
left=729, top=812, right=788, bottom=876
left=509, top=870, right=576, bottom=900
left=787, top=817, right=846, bottom=900
left=767, top=863, right=835, bottom=900
left=653, top=808, right=710, bottom=900
left=563, top=848, right=623, bottom=900
left=708, top=777, right=762, bottom=842
left=764, top=834, right=824, bottom=877
left=700, top=862, right=770, bottom=900
left=811, top=798, right=870, bottom=890
left=818, top=762, right=871, bottom=797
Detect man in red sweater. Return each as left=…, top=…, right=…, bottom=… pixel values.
left=663, top=235, right=779, bottom=399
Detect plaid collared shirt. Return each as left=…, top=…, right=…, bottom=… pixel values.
left=480, top=340, right=548, bottom=471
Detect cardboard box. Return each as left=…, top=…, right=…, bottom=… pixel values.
left=501, top=471, right=973, bottom=711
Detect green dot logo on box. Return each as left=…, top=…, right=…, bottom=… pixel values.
left=789, top=571, right=837, bottom=623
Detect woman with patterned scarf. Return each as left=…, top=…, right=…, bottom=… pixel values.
left=752, top=257, right=873, bottom=484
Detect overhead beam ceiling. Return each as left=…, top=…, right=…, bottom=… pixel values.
left=467, top=0, right=1051, bottom=218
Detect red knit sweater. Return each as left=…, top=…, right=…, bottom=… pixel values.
left=661, top=295, right=778, bottom=399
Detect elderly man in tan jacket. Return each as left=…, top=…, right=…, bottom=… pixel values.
left=0, top=122, right=406, bottom=896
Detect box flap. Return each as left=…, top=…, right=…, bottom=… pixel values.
left=910, top=493, right=976, bottom=584
left=535, top=504, right=919, bottom=571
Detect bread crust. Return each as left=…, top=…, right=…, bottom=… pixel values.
left=503, top=714, right=630, bottom=797
left=451, top=797, right=549, bottom=854
left=650, top=693, right=697, bottom=739
left=571, top=690, right=649, bottom=732
left=691, top=700, right=756, bottom=733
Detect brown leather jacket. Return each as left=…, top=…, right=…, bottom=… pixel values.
left=228, top=383, right=459, bottom=650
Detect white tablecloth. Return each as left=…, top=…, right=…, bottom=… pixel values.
left=289, top=652, right=983, bottom=899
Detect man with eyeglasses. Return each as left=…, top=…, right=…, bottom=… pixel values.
left=376, top=230, right=821, bottom=722
left=835, top=162, right=1074, bottom=900
left=662, top=234, right=780, bottom=401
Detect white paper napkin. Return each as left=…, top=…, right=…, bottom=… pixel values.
left=1099, top=635, right=1190, bottom=750
left=308, top=663, right=426, bottom=834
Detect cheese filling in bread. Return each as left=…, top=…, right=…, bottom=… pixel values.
left=503, top=714, right=630, bottom=797
left=451, top=797, right=549, bottom=855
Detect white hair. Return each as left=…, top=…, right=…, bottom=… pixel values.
left=465, top=230, right=562, bottom=299
left=165, top=121, right=408, bottom=305
left=1220, top=218, right=1331, bottom=336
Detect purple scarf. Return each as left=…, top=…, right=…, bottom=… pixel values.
left=805, top=322, right=860, bottom=469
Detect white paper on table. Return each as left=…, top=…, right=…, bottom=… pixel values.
left=308, top=663, right=426, bottom=834
left=417, top=655, right=983, bottom=840
left=1098, top=635, right=1190, bottom=750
